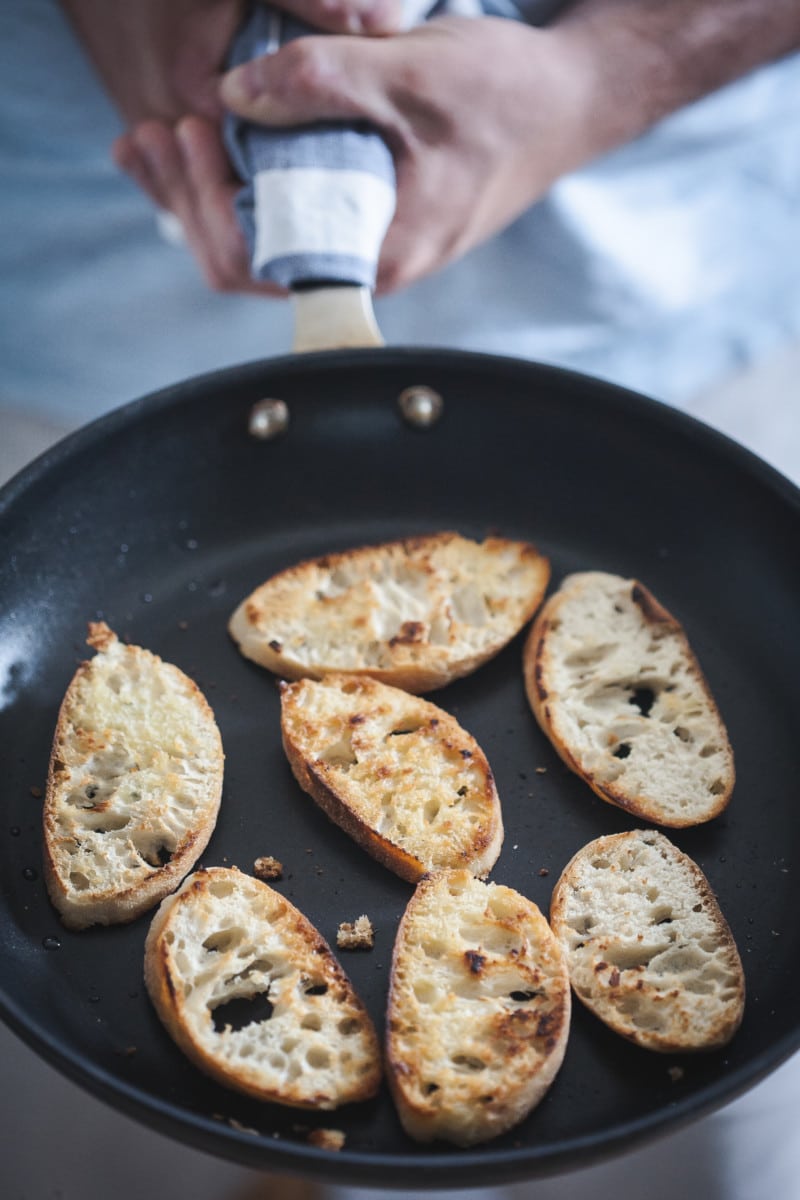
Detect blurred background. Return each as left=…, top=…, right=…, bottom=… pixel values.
left=2, top=1, right=799, bottom=1197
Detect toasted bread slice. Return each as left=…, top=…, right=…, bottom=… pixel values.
left=280, top=674, right=503, bottom=882
left=229, top=531, right=550, bottom=693
left=524, top=572, right=734, bottom=827
left=43, top=623, right=224, bottom=930
left=550, top=829, right=745, bottom=1052
left=144, top=867, right=381, bottom=1108
left=386, top=869, right=570, bottom=1145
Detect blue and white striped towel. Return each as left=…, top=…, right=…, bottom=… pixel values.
left=224, top=1, right=480, bottom=290
left=224, top=1, right=568, bottom=290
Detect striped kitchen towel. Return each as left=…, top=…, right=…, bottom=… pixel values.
left=224, top=1, right=569, bottom=290
left=224, top=1, right=480, bottom=290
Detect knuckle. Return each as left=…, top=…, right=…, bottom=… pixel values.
left=281, top=38, right=335, bottom=100
left=314, top=0, right=348, bottom=20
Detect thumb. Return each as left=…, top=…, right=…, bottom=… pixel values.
left=219, top=36, right=392, bottom=128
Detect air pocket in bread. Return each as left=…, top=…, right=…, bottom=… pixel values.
left=43, top=622, right=224, bottom=929
left=280, top=674, right=503, bottom=881
left=524, top=572, right=734, bottom=826
left=550, top=829, right=745, bottom=1052
left=230, top=531, right=550, bottom=692
left=386, top=869, right=571, bottom=1145
left=144, top=867, right=381, bottom=1108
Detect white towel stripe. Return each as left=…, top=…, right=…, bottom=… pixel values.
left=252, top=166, right=396, bottom=276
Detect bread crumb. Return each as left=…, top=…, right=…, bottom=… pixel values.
left=538, top=867, right=550, bottom=877
left=212, top=1114, right=260, bottom=1136
left=307, top=1127, right=346, bottom=1151
left=227, top=1117, right=259, bottom=1136
left=337, top=915, right=374, bottom=951
left=30, top=785, right=43, bottom=798
left=253, top=855, right=283, bottom=881
left=535, top=767, right=547, bottom=774
left=668, top=1066, right=685, bottom=1082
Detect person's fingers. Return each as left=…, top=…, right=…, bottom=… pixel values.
left=173, top=116, right=285, bottom=295
left=375, top=172, right=447, bottom=294
left=375, top=228, right=431, bottom=295
left=129, top=120, right=197, bottom=218
left=120, top=118, right=239, bottom=291
left=114, top=117, right=284, bottom=296
left=173, top=116, right=254, bottom=289
left=113, top=126, right=191, bottom=217
left=219, top=35, right=403, bottom=135
left=112, top=132, right=167, bottom=212
left=266, top=0, right=404, bottom=35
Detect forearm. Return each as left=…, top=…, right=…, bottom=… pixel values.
left=551, top=0, right=800, bottom=156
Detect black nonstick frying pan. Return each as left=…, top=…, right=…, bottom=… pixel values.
left=1, top=347, right=799, bottom=1189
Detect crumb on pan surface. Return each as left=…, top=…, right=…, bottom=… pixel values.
left=253, top=855, right=284, bottom=881
left=337, top=915, right=375, bottom=951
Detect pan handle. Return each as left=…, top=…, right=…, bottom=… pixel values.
left=224, top=2, right=575, bottom=353
left=290, top=284, right=384, bottom=351
left=224, top=5, right=397, bottom=351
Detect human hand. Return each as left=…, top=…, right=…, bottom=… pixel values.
left=60, top=0, right=404, bottom=124
left=217, top=15, right=598, bottom=293
left=118, top=14, right=595, bottom=295
left=65, top=0, right=800, bottom=297
left=60, top=0, right=404, bottom=293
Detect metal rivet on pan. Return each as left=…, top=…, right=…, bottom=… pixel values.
left=248, top=398, right=289, bottom=440
left=398, top=386, right=444, bottom=429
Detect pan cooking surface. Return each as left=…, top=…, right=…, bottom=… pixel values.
left=1, top=350, right=798, bottom=1187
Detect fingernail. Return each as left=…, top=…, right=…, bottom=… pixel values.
left=221, top=62, right=263, bottom=105
left=173, top=119, right=194, bottom=156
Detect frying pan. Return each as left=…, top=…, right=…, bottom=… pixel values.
left=1, top=346, right=799, bottom=1188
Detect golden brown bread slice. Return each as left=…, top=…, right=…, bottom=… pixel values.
left=550, top=829, right=745, bottom=1052
left=229, top=531, right=550, bottom=693
left=43, top=622, right=224, bottom=930
left=144, top=867, right=381, bottom=1108
left=280, top=674, right=503, bottom=882
left=386, top=869, right=571, bottom=1146
left=523, top=572, right=735, bottom=827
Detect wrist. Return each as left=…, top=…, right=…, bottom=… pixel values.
left=538, top=20, right=670, bottom=166
left=550, top=0, right=800, bottom=160
left=489, top=21, right=612, bottom=185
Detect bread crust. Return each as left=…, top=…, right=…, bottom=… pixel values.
left=42, top=623, right=224, bottom=929
left=386, top=870, right=571, bottom=1145
left=524, top=572, right=735, bottom=827
left=280, top=674, right=503, bottom=881
left=144, top=867, right=381, bottom=1108
left=229, top=531, right=550, bottom=693
left=550, top=830, right=745, bottom=1053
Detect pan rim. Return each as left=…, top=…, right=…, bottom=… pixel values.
left=2, top=347, right=798, bottom=517
left=2, top=346, right=799, bottom=1186
left=3, top=981, right=798, bottom=1187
